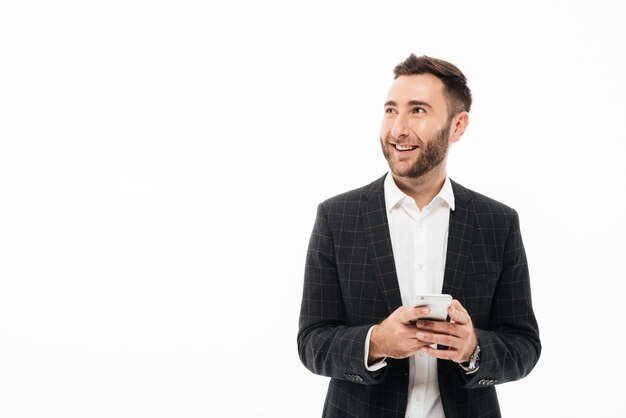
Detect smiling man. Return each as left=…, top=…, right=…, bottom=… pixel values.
left=298, top=55, right=541, bottom=418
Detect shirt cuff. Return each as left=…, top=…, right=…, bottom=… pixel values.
left=364, top=325, right=387, bottom=371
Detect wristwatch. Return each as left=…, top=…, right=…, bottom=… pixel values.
left=459, top=344, right=480, bottom=374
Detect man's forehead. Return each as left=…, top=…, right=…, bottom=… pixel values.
left=385, top=74, right=445, bottom=104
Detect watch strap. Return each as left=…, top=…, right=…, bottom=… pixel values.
left=459, top=344, right=480, bottom=374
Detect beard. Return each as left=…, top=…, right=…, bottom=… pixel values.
left=380, top=122, right=451, bottom=179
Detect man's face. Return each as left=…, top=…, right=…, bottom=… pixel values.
left=379, top=74, right=455, bottom=179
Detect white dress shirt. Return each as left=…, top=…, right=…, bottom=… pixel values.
left=364, top=172, right=455, bottom=418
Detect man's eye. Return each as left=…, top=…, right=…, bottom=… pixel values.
left=412, top=107, right=425, bottom=114
left=385, top=108, right=395, bottom=114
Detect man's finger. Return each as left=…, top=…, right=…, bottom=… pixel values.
left=408, top=339, right=432, bottom=350
left=415, top=320, right=462, bottom=337
left=399, top=306, right=430, bottom=324
left=416, top=331, right=460, bottom=349
left=398, top=324, right=429, bottom=340
left=448, top=300, right=470, bottom=325
left=450, top=299, right=468, bottom=315
left=421, top=346, right=456, bottom=361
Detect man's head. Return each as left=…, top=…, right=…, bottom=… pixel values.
left=393, top=54, right=472, bottom=118
left=380, top=54, right=471, bottom=180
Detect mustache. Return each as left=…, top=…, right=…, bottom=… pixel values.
left=382, top=133, right=423, bottom=147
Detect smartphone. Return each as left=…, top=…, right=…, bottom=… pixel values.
left=414, top=294, right=452, bottom=321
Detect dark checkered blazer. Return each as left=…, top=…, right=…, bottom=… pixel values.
left=297, top=173, right=541, bottom=418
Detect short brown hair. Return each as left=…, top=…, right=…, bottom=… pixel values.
left=394, top=54, right=472, bottom=117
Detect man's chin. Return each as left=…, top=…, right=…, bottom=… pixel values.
left=387, top=161, right=420, bottom=178
left=389, top=167, right=420, bottom=179
left=388, top=162, right=435, bottom=179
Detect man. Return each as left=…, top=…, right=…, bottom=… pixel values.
left=297, top=54, right=541, bottom=418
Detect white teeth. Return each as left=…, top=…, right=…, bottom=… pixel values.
left=395, top=144, right=417, bottom=151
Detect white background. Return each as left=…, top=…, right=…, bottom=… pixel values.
left=1, top=1, right=624, bottom=417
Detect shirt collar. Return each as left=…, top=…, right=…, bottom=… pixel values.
left=383, top=172, right=455, bottom=212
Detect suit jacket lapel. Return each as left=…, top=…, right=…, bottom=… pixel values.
left=361, top=174, right=403, bottom=314
left=360, top=175, right=474, bottom=313
left=441, top=180, right=475, bottom=300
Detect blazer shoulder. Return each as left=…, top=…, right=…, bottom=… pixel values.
left=318, top=174, right=386, bottom=215
left=452, top=180, right=518, bottom=218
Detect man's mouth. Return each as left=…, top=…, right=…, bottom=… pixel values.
left=392, top=144, right=419, bottom=152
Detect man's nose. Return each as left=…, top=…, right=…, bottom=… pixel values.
left=391, top=114, right=410, bottom=138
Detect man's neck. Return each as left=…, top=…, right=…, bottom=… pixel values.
left=390, top=166, right=447, bottom=210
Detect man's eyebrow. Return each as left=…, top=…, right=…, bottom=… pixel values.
left=383, top=100, right=433, bottom=109
left=407, top=100, right=433, bottom=109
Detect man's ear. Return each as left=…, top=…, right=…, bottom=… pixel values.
left=449, top=111, right=469, bottom=143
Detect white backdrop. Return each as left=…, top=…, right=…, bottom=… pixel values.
left=1, top=1, right=624, bottom=417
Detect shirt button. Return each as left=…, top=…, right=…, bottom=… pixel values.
left=415, top=394, right=421, bottom=401
left=419, top=351, right=425, bottom=357
left=418, top=263, right=423, bottom=269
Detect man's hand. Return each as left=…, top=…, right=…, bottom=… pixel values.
left=368, top=306, right=433, bottom=363
left=414, top=299, right=478, bottom=363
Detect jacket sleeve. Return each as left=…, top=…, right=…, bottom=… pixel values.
left=461, top=210, right=541, bottom=388
left=297, top=203, right=386, bottom=385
